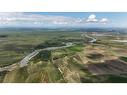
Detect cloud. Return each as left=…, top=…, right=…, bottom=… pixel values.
left=0, top=12, right=80, bottom=25
left=86, top=14, right=98, bottom=22
left=100, top=18, right=108, bottom=24
left=0, top=13, right=110, bottom=27
left=53, top=21, right=68, bottom=25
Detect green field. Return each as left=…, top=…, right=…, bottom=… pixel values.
left=0, top=31, right=82, bottom=67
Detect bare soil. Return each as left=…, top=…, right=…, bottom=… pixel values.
left=87, top=59, right=127, bottom=75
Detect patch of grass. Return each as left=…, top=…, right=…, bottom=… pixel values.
left=26, top=62, right=64, bottom=83
left=120, top=56, right=127, bottom=62
left=66, top=57, right=92, bottom=83
left=3, top=67, right=29, bottom=83
left=32, top=50, right=51, bottom=63
left=44, top=62, right=64, bottom=83
left=0, top=51, right=24, bottom=67
left=0, top=71, right=8, bottom=82
left=3, top=60, right=64, bottom=83
left=52, top=49, right=68, bottom=59
left=52, top=45, right=84, bottom=60
left=106, top=75, right=127, bottom=83
left=67, top=45, right=84, bottom=52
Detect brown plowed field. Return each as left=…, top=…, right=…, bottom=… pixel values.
left=87, top=59, right=127, bottom=75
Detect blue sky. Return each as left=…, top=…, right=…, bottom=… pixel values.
left=0, top=12, right=127, bottom=28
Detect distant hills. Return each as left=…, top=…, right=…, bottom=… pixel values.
left=0, top=27, right=127, bottom=33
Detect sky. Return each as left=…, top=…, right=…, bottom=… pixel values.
left=0, top=12, right=127, bottom=28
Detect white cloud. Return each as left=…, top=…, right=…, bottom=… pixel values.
left=86, top=14, right=98, bottom=22
left=0, top=12, right=79, bottom=25
left=0, top=13, right=110, bottom=26
left=100, top=18, right=108, bottom=24
left=53, top=21, right=68, bottom=25
left=33, top=22, right=43, bottom=24
left=75, top=18, right=82, bottom=23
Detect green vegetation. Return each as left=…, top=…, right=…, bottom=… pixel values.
left=35, top=39, right=65, bottom=49
left=0, top=71, right=7, bottom=82
left=3, top=67, right=28, bottom=83
left=79, top=74, right=127, bottom=83
left=0, top=30, right=82, bottom=67
left=52, top=45, right=84, bottom=60
left=1, top=28, right=127, bottom=83
left=33, top=50, right=52, bottom=62
left=120, top=56, right=127, bottom=62
left=0, top=34, right=8, bottom=38
left=3, top=61, right=64, bottom=83
left=106, top=74, right=127, bottom=83
left=67, top=45, right=84, bottom=52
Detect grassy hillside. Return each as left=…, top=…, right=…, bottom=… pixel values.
left=3, top=43, right=127, bottom=83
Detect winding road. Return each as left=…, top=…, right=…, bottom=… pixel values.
left=0, top=34, right=96, bottom=72
left=0, top=43, right=74, bottom=72
left=81, top=33, right=97, bottom=43
left=19, top=43, right=74, bottom=67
